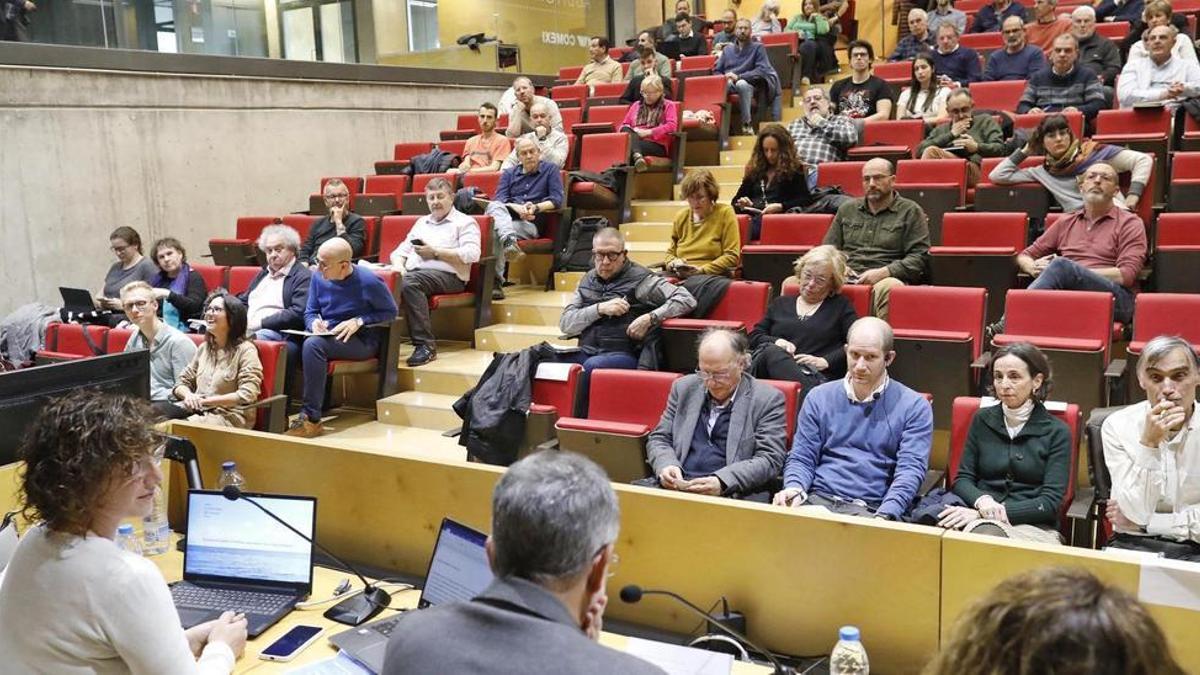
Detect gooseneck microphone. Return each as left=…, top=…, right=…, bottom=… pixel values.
left=221, top=485, right=391, bottom=625
left=620, top=585, right=794, bottom=674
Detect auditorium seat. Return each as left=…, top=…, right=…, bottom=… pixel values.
left=438, top=139, right=468, bottom=161
left=661, top=281, right=772, bottom=372
left=1167, top=152, right=1200, bottom=211
left=762, top=378, right=803, bottom=443
left=1011, top=111, right=1083, bottom=140
left=847, top=119, right=925, bottom=163
left=872, top=60, right=912, bottom=86
left=35, top=323, right=108, bottom=363
left=958, top=31, right=1004, bottom=54
left=191, top=264, right=228, bottom=292
left=759, top=32, right=798, bottom=105
left=577, top=104, right=628, bottom=132
left=559, top=107, right=584, bottom=136
left=1093, top=21, right=1130, bottom=39
left=1093, top=110, right=1170, bottom=204
left=677, top=54, right=717, bottom=77
left=1123, top=293, right=1200, bottom=401
left=968, top=80, right=1026, bottom=113
left=888, top=286, right=988, bottom=428
left=324, top=269, right=403, bottom=407
left=281, top=215, right=318, bottom=242
left=208, top=216, right=275, bottom=267
left=1154, top=214, right=1200, bottom=292
left=1181, top=112, right=1200, bottom=151
left=520, top=362, right=585, bottom=461
left=929, top=212, right=1026, bottom=323
left=105, top=327, right=134, bottom=353
left=973, top=155, right=1050, bottom=218
left=588, top=81, right=628, bottom=106
left=227, top=266, right=261, bottom=297
left=357, top=175, right=410, bottom=216
left=567, top=132, right=633, bottom=220
left=439, top=114, right=479, bottom=142
left=896, top=158, right=968, bottom=243
left=551, top=84, right=588, bottom=108
left=679, top=75, right=731, bottom=164
left=461, top=172, right=503, bottom=199
left=741, top=214, right=833, bottom=284
left=555, top=65, right=584, bottom=86
left=816, top=161, right=867, bottom=198
left=248, top=339, right=290, bottom=433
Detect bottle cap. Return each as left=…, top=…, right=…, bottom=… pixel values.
left=222, top=461, right=236, bottom=470
left=117, top=523, right=135, bottom=535
left=839, top=626, right=860, bottom=642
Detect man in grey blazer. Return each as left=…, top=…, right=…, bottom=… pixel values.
left=646, top=328, right=788, bottom=499
left=381, top=452, right=665, bottom=675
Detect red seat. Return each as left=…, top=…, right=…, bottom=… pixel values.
left=461, top=172, right=503, bottom=199
left=362, top=175, right=411, bottom=203
left=759, top=31, right=798, bottom=53
left=227, top=266, right=260, bottom=296
left=438, top=140, right=468, bottom=159
left=105, top=327, right=134, bottom=353
left=557, top=65, right=584, bottom=82
left=929, top=212, right=1026, bottom=322
left=551, top=84, right=588, bottom=108
left=585, top=104, right=628, bottom=126
left=896, top=158, right=969, bottom=243
left=1093, top=21, right=1129, bottom=40
left=589, top=81, right=628, bottom=102
left=661, top=281, right=772, bottom=372
left=36, top=323, right=109, bottom=363
left=377, top=142, right=435, bottom=174
left=815, top=161, right=867, bottom=198
left=959, top=31, right=1004, bottom=53
left=1182, top=113, right=1200, bottom=150
left=1155, top=213, right=1200, bottom=293
left=678, top=54, right=718, bottom=74
left=235, top=216, right=277, bottom=242
left=762, top=378, right=803, bottom=442
left=559, top=107, right=583, bottom=133
left=377, top=215, right=418, bottom=265
left=1011, top=111, right=1083, bottom=139
left=679, top=74, right=730, bottom=140
left=847, top=119, right=925, bottom=161
left=568, top=132, right=632, bottom=214
left=969, top=79, right=1026, bottom=112
left=1124, top=293, right=1200, bottom=401
left=872, top=60, right=912, bottom=85
left=1168, top=152, right=1200, bottom=211
left=251, top=339, right=289, bottom=433
left=438, top=116, right=479, bottom=141
left=741, top=214, right=834, bottom=284
left=782, top=280, right=872, bottom=317
left=281, top=215, right=318, bottom=241
left=973, top=154, right=1049, bottom=215
left=1093, top=109, right=1170, bottom=204
left=210, top=216, right=275, bottom=266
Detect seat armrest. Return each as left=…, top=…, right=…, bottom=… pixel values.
left=1104, top=358, right=1126, bottom=379
left=535, top=438, right=560, bottom=453
left=970, top=351, right=991, bottom=370
left=919, top=469, right=945, bottom=497
left=1067, top=486, right=1095, bottom=521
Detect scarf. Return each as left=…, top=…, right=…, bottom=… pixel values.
left=635, top=98, right=665, bottom=130
left=1002, top=399, right=1035, bottom=439
left=152, top=262, right=191, bottom=297
left=1043, top=139, right=1123, bottom=178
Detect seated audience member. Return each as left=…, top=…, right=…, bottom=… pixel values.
left=1017, top=34, right=1108, bottom=123
left=661, top=0, right=706, bottom=42
left=790, top=0, right=836, bottom=85
left=559, top=227, right=695, bottom=415
left=673, top=13, right=707, bottom=57
left=1026, top=0, right=1073, bottom=53
left=749, top=245, right=857, bottom=386
left=646, top=329, right=788, bottom=499
left=927, top=0, right=967, bottom=35
left=733, top=124, right=836, bottom=240
left=1097, top=0, right=1148, bottom=23
left=969, top=0, right=1027, bottom=33
left=505, top=76, right=564, bottom=138
left=120, top=281, right=197, bottom=418
left=170, top=291, right=263, bottom=429
left=888, top=8, right=935, bottom=62
left=619, top=46, right=677, bottom=104
left=931, top=23, right=982, bottom=87
left=0, top=391, right=248, bottom=672
left=830, top=40, right=895, bottom=121
left=751, top=0, right=783, bottom=36
left=1118, top=24, right=1200, bottom=110
left=787, top=87, right=858, bottom=190
left=624, top=31, right=672, bottom=81
left=619, top=75, right=680, bottom=171
left=990, top=113, right=1152, bottom=212
left=1103, top=336, right=1200, bottom=562
left=388, top=179, right=478, bottom=369
left=984, top=16, right=1048, bottom=82
left=148, top=237, right=207, bottom=331
left=298, top=178, right=366, bottom=265
left=381, top=452, right=665, bottom=675
left=926, top=567, right=1186, bottom=675
left=240, top=224, right=312, bottom=341
left=493, top=139, right=564, bottom=296
left=935, top=343, right=1070, bottom=543
left=773, top=317, right=934, bottom=520
left=897, top=53, right=952, bottom=123
left=712, top=8, right=738, bottom=53
left=1072, top=6, right=1122, bottom=88
left=665, top=170, right=741, bottom=279
left=716, top=18, right=784, bottom=134
left=822, top=158, right=931, bottom=319
left=450, top=103, right=511, bottom=175
left=1126, top=1, right=1197, bottom=64
left=917, top=88, right=1007, bottom=186
left=70, top=226, right=158, bottom=325
left=501, top=102, right=568, bottom=170
left=576, top=36, right=623, bottom=86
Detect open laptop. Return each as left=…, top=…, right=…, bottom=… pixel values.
left=58, top=287, right=97, bottom=314
left=330, top=518, right=493, bottom=672
left=170, top=489, right=316, bottom=638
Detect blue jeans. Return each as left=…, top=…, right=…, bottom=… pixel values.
left=299, top=332, right=379, bottom=420
left=1028, top=256, right=1135, bottom=323
left=557, top=350, right=640, bottom=418
left=727, top=79, right=781, bottom=126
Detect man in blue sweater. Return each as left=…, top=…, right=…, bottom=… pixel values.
left=714, top=18, right=781, bottom=135
left=1016, top=33, right=1106, bottom=123
left=773, top=317, right=933, bottom=520
left=983, top=16, right=1047, bottom=82
left=930, top=23, right=981, bottom=87
left=286, top=238, right=399, bottom=437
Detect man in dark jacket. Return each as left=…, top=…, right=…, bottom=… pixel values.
left=239, top=224, right=312, bottom=376
left=1072, top=6, right=1122, bottom=89
left=298, top=178, right=367, bottom=265
left=917, top=88, right=1008, bottom=187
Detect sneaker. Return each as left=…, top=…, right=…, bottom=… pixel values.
left=984, top=319, right=1005, bottom=344
left=503, top=241, right=525, bottom=262
left=406, top=344, right=437, bottom=367
left=741, top=123, right=756, bottom=136
left=632, top=153, right=648, bottom=173
left=492, top=285, right=506, bottom=301
left=284, top=413, right=324, bottom=438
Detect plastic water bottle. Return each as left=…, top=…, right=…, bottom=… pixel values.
left=141, top=487, right=171, bottom=555
left=116, top=523, right=143, bottom=556
left=217, top=461, right=246, bottom=491
left=830, top=625, right=869, bottom=675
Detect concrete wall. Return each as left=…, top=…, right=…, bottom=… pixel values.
left=0, top=66, right=506, bottom=318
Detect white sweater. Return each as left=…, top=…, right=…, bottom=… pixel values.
left=0, top=525, right=235, bottom=675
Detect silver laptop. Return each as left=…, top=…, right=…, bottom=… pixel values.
left=330, top=518, right=493, bottom=673
left=170, top=489, right=316, bottom=638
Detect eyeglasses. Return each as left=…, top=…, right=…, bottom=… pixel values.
left=800, top=271, right=831, bottom=285
left=1146, top=34, right=1171, bottom=41
left=323, top=192, right=350, bottom=201
left=203, top=304, right=226, bottom=315
left=122, top=299, right=151, bottom=312
left=126, top=443, right=166, bottom=479
left=696, top=367, right=737, bottom=383
left=592, top=251, right=625, bottom=262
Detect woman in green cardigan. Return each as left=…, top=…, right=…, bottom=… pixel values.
left=938, top=342, right=1072, bottom=543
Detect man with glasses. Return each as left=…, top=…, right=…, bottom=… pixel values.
left=1117, top=24, right=1200, bottom=111
left=822, top=158, right=931, bottom=319
left=558, top=227, right=695, bottom=416
left=787, top=87, right=858, bottom=191
left=286, top=238, right=398, bottom=437
left=119, top=281, right=197, bottom=419
left=983, top=16, right=1047, bottom=82
left=645, top=329, right=787, bottom=500
left=774, top=317, right=933, bottom=520
left=1072, top=6, right=1121, bottom=89
left=829, top=39, right=894, bottom=121
left=917, top=89, right=1007, bottom=186
left=298, top=178, right=366, bottom=266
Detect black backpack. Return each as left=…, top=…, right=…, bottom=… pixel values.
left=553, top=215, right=609, bottom=274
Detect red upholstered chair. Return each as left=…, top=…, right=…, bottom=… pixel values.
left=1168, top=152, right=1200, bottom=211
left=190, top=264, right=228, bottom=292
left=873, top=60, right=912, bottom=86
left=324, top=269, right=403, bottom=406
left=35, top=323, right=109, bottom=363
left=815, top=160, right=868, bottom=198
left=208, top=216, right=276, bottom=267
left=516, top=362, right=586, bottom=460
left=281, top=215, right=318, bottom=241
left=761, top=378, right=803, bottom=443
left=247, top=339, right=290, bottom=433
left=887, top=286, right=989, bottom=428
left=741, top=214, right=834, bottom=284
left=759, top=32, right=799, bottom=104
left=552, top=370, right=682, bottom=481
left=1094, top=109, right=1171, bottom=204
left=437, top=139, right=468, bottom=160
left=1093, top=21, right=1129, bottom=39
left=567, top=132, right=633, bottom=218
left=973, top=154, right=1050, bottom=217
left=439, top=115, right=479, bottom=141
left=461, top=171, right=503, bottom=199
left=377, top=215, right=418, bottom=266
left=559, top=107, right=584, bottom=135
left=551, top=84, right=588, bottom=109
left=227, top=266, right=261, bottom=297
left=556, top=65, right=584, bottom=84
left=1154, top=213, right=1200, bottom=292
left=401, top=173, right=457, bottom=215
left=969, top=79, right=1026, bottom=112
left=105, top=327, right=134, bottom=353
left=677, top=54, right=717, bottom=76
left=1182, top=112, right=1200, bottom=151
left=847, top=119, right=926, bottom=163
left=357, top=175, right=411, bottom=216
left=679, top=75, right=732, bottom=162
left=993, top=289, right=1119, bottom=414
left=588, top=81, right=628, bottom=106
left=1123, top=294, right=1200, bottom=401
left=929, top=212, right=1027, bottom=323
left=959, top=31, right=1004, bottom=54
left=661, top=281, right=772, bottom=372
left=581, top=104, right=629, bottom=128
left=896, top=158, right=969, bottom=243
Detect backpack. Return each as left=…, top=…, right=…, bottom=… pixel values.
left=553, top=215, right=609, bottom=275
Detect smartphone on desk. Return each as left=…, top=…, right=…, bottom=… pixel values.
left=259, top=624, right=323, bottom=662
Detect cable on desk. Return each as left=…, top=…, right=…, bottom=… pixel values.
left=293, top=581, right=414, bottom=609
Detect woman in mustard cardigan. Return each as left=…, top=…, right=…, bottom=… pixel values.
left=664, top=169, right=741, bottom=279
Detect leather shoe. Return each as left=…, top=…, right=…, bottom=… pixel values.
left=492, top=286, right=506, bottom=301
left=284, top=413, right=323, bottom=438
left=406, top=344, right=437, bottom=367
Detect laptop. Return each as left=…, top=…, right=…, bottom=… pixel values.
left=330, top=518, right=493, bottom=672
left=59, top=287, right=97, bottom=314
left=170, top=489, right=316, bottom=638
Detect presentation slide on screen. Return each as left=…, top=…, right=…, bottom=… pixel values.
left=184, top=494, right=314, bottom=584
left=422, top=527, right=493, bottom=606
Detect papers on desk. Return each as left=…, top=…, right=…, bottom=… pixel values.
left=282, top=329, right=336, bottom=338
left=285, top=651, right=374, bottom=674
left=624, top=636, right=734, bottom=675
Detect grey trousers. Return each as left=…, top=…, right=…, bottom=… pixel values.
left=401, top=268, right=465, bottom=347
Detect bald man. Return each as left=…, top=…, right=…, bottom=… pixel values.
left=774, top=317, right=933, bottom=520
left=286, top=238, right=398, bottom=438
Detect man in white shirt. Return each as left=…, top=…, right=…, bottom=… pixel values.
left=390, top=178, right=482, bottom=366
left=239, top=224, right=312, bottom=385
left=1117, top=25, right=1200, bottom=111
left=1103, top=335, right=1200, bottom=561
left=501, top=102, right=568, bottom=170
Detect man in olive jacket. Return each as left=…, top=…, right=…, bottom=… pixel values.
left=917, top=88, right=1007, bottom=187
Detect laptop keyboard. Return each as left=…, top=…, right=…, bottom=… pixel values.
left=172, top=583, right=293, bottom=615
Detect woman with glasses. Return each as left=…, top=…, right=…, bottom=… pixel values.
left=748, top=245, right=857, bottom=392
left=0, top=390, right=248, bottom=672
left=149, top=237, right=208, bottom=332
left=63, top=226, right=158, bottom=326
left=665, top=169, right=741, bottom=279
left=169, top=291, right=263, bottom=428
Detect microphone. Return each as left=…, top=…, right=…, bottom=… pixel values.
left=221, top=486, right=391, bottom=625
left=620, top=584, right=793, bottom=674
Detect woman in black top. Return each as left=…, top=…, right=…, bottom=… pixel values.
left=732, top=124, right=813, bottom=241
left=149, top=237, right=208, bottom=332
left=748, top=245, right=857, bottom=389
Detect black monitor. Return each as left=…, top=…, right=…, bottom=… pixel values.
left=0, top=351, right=150, bottom=465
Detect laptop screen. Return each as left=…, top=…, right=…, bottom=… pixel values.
left=183, top=490, right=316, bottom=591
left=417, top=518, right=493, bottom=608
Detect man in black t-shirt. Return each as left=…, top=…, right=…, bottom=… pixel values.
left=829, top=40, right=894, bottom=121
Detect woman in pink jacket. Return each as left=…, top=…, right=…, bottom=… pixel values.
left=619, top=75, right=679, bottom=172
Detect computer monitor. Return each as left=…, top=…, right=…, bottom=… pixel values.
left=0, top=350, right=150, bottom=465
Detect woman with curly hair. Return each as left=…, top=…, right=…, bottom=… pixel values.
left=731, top=123, right=814, bottom=241
left=0, top=390, right=247, bottom=672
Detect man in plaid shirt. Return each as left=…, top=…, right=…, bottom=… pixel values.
left=786, top=87, right=858, bottom=190
left=888, top=8, right=935, bottom=62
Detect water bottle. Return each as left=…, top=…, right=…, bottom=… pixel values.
left=116, top=523, right=143, bottom=556
left=829, top=625, right=869, bottom=675
left=141, top=487, right=171, bottom=555
left=217, top=461, right=246, bottom=491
